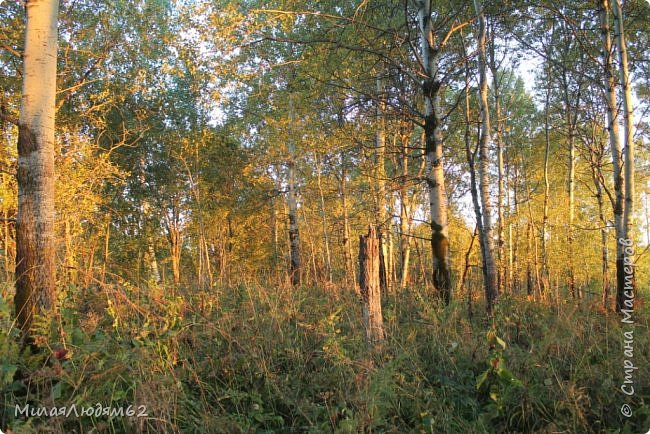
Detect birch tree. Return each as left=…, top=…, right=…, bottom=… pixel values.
left=287, top=92, right=301, bottom=286
left=488, top=20, right=506, bottom=294
left=612, top=0, right=636, bottom=311
left=473, top=0, right=499, bottom=312
left=598, top=0, right=624, bottom=312
left=415, top=0, right=457, bottom=303
left=14, top=0, right=60, bottom=337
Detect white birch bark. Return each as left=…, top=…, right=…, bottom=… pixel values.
left=612, top=0, right=635, bottom=245
left=473, top=0, right=499, bottom=312
left=287, top=94, right=301, bottom=286
left=416, top=0, right=451, bottom=302
left=599, top=0, right=626, bottom=311
left=14, top=0, right=60, bottom=336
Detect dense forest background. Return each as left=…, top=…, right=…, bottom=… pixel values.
left=0, top=0, right=649, bottom=433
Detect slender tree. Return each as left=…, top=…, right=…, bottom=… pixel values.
left=474, top=0, right=499, bottom=312
left=598, top=0, right=624, bottom=310
left=415, top=0, right=453, bottom=303
left=488, top=20, right=506, bottom=294
left=612, top=0, right=636, bottom=311
left=375, top=74, right=392, bottom=293
left=287, top=92, right=301, bottom=286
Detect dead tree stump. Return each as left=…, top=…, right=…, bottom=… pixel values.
left=359, top=225, right=384, bottom=346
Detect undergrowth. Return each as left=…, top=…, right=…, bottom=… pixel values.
left=0, top=282, right=648, bottom=433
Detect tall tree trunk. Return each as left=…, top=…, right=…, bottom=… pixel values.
left=339, top=154, right=355, bottom=289
left=204, top=238, right=214, bottom=286
left=600, top=0, right=626, bottom=312
left=512, top=165, right=521, bottom=293
left=591, top=154, right=610, bottom=310
left=375, top=75, right=392, bottom=294
left=526, top=218, right=534, bottom=297
left=541, top=56, right=552, bottom=296
left=398, top=131, right=411, bottom=289
left=461, top=32, right=488, bottom=309
left=527, top=188, right=543, bottom=298
left=488, top=21, right=505, bottom=294
left=508, top=220, right=514, bottom=293
left=271, top=196, right=279, bottom=276
left=561, top=69, right=578, bottom=298
left=359, top=226, right=384, bottom=346
left=612, top=0, right=635, bottom=311
left=474, top=0, right=499, bottom=313
left=567, top=113, right=577, bottom=298
left=226, top=215, right=234, bottom=284
left=316, top=156, right=332, bottom=283
left=417, top=0, right=451, bottom=303
left=287, top=95, right=301, bottom=286
left=14, top=0, right=59, bottom=337
left=505, top=158, right=514, bottom=293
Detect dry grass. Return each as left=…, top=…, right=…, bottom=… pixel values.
left=0, top=282, right=648, bottom=433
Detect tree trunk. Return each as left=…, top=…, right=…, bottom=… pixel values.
left=512, top=165, right=521, bottom=293
left=226, top=215, right=234, bottom=284
left=84, top=237, right=96, bottom=288
left=612, top=0, right=635, bottom=312
left=14, top=0, right=59, bottom=338
left=474, top=0, right=499, bottom=313
left=461, top=31, right=489, bottom=310
left=146, top=236, right=161, bottom=285
left=3, top=204, right=11, bottom=281
left=505, top=159, right=514, bottom=293
left=459, top=226, right=478, bottom=297
left=359, top=226, right=384, bottom=346
left=64, top=220, right=75, bottom=285
left=375, top=75, right=392, bottom=294
left=488, top=21, right=505, bottom=294
left=526, top=219, right=534, bottom=297
left=560, top=69, right=578, bottom=298
left=600, top=0, right=628, bottom=313
left=567, top=112, right=577, bottom=298
left=101, top=216, right=110, bottom=285
left=527, top=189, right=542, bottom=298
left=541, top=54, right=552, bottom=296
left=592, top=155, right=610, bottom=310
left=271, top=196, right=279, bottom=277
left=417, top=0, right=451, bottom=303
left=398, top=132, right=411, bottom=289
left=339, top=154, right=356, bottom=289
left=316, top=156, right=332, bottom=283
left=167, top=223, right=181, bottom=286
left=300, top=207, right=318, bottom=285
left=288, top=95, right=301, bottom=286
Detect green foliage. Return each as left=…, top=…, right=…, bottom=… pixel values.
left=1, top=283, right=648, bottom=433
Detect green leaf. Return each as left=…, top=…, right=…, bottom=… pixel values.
left=497, top=367, right=514, bottom=382
left=476, top=370, right=489, bottom=390
left=52, top=381, right=62, bottom=400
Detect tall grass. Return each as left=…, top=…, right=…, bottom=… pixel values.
left=1, top=281, right=648, bottom=433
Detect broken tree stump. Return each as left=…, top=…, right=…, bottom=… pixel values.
left=359, top=225, right=384, bottom=346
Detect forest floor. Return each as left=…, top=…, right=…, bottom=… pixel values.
left=0, top=282, right=648, bottom=433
